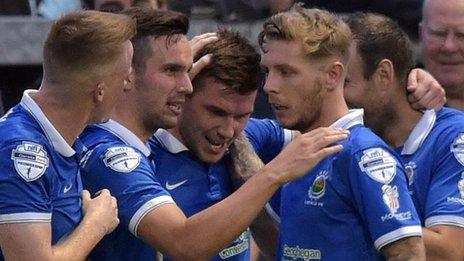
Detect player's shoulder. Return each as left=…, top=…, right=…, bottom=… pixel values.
left=435, top=107, right=464, bottom=130
left=245, top=117, right=281, bottom=132
left=429, top=108, right=464, bottom=152
left=342, top=125, right=389, bottom=154
left=0, top=105, right=46, bottom=145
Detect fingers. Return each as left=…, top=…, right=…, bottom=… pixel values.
left=81, top=190, right=91, bottom=204
left=303, top=127, right=349, bottom=140
left=408, top=83, right=446, bottom=110
left=313, top=133, right=349, bottom=150
left=315, top=144, right=344, bottom=159
left=189, top=54, right=213, bottom=80
left=406, top=68, right=420, bottom=92
left=189, top=33, right=218, bottom=57
left=95, top=188, right=110, bottom=197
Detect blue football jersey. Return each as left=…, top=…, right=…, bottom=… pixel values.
left=278, top=110, right=422, bottom=260
left=80, top=120, right=174, bottom=261
left=148, top=118, right=291, bottom=261
left=0, top=90, right=83, bottom=259
left=396, top=108, right=464, bottom=228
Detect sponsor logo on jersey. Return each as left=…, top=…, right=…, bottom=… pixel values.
left=219, top=229, right=250, bottom=259
left=405, top=161, right=416, bottom=186
left=359, top=148, right=397, bottom=184
left=381, top=211, right=412, bottom=222
left=282, top=245, right=321, bottom=260
left=451, top=133, right=464, bottom=166
left=382, top=185, right=400, bottom=214
left=165, top=179, right=188, bottom=190
left=11, top=141, right=49, bottom=182
left=104, top=147, right=141, bottom=173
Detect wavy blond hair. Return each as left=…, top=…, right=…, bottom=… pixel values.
left=258, top=5, right=352, bottom=64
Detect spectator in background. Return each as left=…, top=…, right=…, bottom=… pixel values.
left=420, top=0, right=464, bottom=110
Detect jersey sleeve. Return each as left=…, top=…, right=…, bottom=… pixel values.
left=424, top=132, right=464, bottom=228
left=0, top=140, right=52, bottom=223
left=244, top=118, right=293, bottom=163
left=348, top=146, right=422, bottom=250
left=81, top=144, right=174, bottom=236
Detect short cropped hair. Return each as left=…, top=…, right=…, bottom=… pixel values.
left=123, top=8, right=189, bottom=73
left=258, top=5, right=352, bottom=64
left=43, top=10, right=136, bottom=83
left=193, top=29, right=264, bottom=94
left=346, top=12, right=414, bottom=85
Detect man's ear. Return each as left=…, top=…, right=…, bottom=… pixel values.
left=94, top=82, right=106, bottom=103
left=124, top=68, right=135, bottom=92
left=373, top=59, right=395, bottom=89
left=325, top=61, right=345, bottom=91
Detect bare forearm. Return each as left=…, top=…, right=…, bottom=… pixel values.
left=249, top=209, right=279, bottom=260
left=381, top=236, right=426, bottom=261
left=423, top=227, right=464, bottom=261
left=178, top=170, right=280, bottom=260
left=52, top=218, right=106, bottom=261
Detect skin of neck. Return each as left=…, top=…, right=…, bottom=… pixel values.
left=32, top=83, right=93, bottom=146
left=369, top=83, right=424, bottom=148
left=111, top=92, right=153, bottom=143
left=302, top=86, right=350, bottom=133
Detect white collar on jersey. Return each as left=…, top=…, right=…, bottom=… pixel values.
left=153, top=129, right=189, bottom=154
left=98, top=119, right=151, bottom=157
left=329, top=109, right=364, bottom=129
left=20, top=89, right=76, bottom=157
left=401, top=110, right=436, bottom=155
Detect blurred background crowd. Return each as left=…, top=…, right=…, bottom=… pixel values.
left=0, top=0, right=429, bottom=118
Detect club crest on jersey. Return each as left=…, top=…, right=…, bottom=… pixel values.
left=451, top=133, right=464, bottom=166
left=11, top=141, right=49, bottom=182
left=104, top=147, right=141, bottom=173
left=359, top=148, right=397, bottom=184
left=382, top=185, right=399, bottom=214
left=308, top=170, right=328, bottom=200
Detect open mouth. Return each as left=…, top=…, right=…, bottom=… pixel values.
left=271, top=103, right=288, bottom=111
left=167, top=102, right=183, bottom=114
left=205, top=136, right=226, bottom=151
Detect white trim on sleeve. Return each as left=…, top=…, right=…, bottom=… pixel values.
left=128, top=195, right=175, bottom=237
left=283, top=129, right=293, bottom=147
left=265, top=203, right=280, bottom=224
left=425, top=215, right=464, bottom=228
left=0, top=212, right=51, bottom=224
left=374, top=225, right=422, bottom=250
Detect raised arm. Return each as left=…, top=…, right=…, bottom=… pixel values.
left=138, top=127, right=349, bottom=260
left=227, top=132, right=279, bottom=260
left=407, top=68, right=446, bottom=111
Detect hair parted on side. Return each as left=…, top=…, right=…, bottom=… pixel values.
left=346, top=12, right=414, bottom=85
left=123, top=7, right=189, bottom=73
left=258, top=5, right=352, bottom=64
left=43, top=10, right=136, bottom=83
left=193, top=28, right=264, bottom=94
